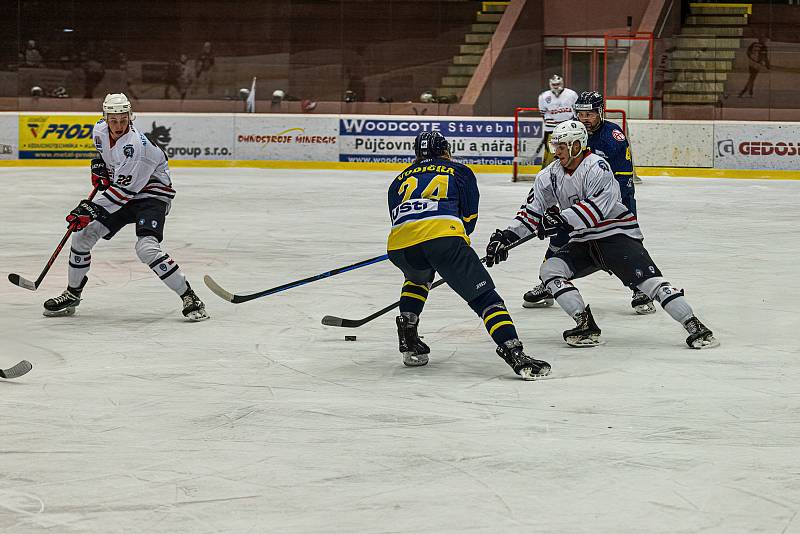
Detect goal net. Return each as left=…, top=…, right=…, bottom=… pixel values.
left=513, top=107, right=627, bottom=181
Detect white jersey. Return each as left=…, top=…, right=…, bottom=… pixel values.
left=508, top=151, right=643, bottom=243
left=538, top=88, right=578, bottom=132
left=91, top=120, right=175, bottom=214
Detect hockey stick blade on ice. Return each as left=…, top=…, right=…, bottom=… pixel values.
left=203, top=275, right=235, bottom=302
left=8, top=186, right=99, bottom=292
left=0, top=360, right=32, bottom=380
left=204, top=253, right=389, bottom=304
left=7, top=273, right=37, bottom=291
left=321, top=233, right=537, bottom=328
left=321, top=277, right=448, bottom=328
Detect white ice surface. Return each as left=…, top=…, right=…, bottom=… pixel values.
left=1, top=167, right=798, bottom=534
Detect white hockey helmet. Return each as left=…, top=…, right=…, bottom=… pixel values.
left=102, top=93, right=134, bottom=120
left=549, top=74, right=564, bottom=95
left=550, top=120, right=588, bottom=156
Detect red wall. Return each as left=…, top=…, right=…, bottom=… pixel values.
left=543, top=0, right=648, bottom=35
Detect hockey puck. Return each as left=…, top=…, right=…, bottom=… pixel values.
left=344, top=335, right=357, bottom=341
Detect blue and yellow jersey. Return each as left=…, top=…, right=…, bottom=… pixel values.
left=587, top=120, right=635, bottom=189
left=387, top=158, right=479, bottom=251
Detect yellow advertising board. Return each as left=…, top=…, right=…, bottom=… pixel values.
left=19, top=114, right=100, bottom=159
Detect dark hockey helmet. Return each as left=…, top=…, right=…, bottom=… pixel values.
left=414, top=131, right=450, bottom=159
left=573, top=91, right=604, bottom=115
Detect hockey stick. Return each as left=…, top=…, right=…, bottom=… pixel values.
left=534, top=136, right=546, bottom=159
left=322, top=277, right=449, bottom=328
left=8, top=186, right=100, bottom=291
left=321, top=232, right=538, bottom=328
left=204, top=253, right=390, bottom=304
left=0, top=360, right=32, bottom=379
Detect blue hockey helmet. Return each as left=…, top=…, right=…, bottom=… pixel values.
left=574, top=91, right=604, bottom=115
left=414, top=131, right=450, bottom=160
left=574, top=91, right=604, bottom=131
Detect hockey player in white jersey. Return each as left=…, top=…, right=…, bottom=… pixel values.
left=485, top=120, right=717, bottom=349
left=43, top=93, right=209, bottom=321
left=537, top=74, right=578, bottom=167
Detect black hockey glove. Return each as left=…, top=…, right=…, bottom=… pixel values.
left=66, top=200, right=105, bottom=231
left=537, top=207, right=573, bottom=240
left=485, top=229, right=520, bottom=267
left=90, top=158, right=111, bottom=191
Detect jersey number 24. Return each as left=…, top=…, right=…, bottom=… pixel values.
left=398, top=174, right=449, bottom=202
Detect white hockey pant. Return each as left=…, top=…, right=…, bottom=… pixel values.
left=68, top=221, right=188, bottom=295
left=540, top=258, right=585, bottom=319
left=636, top=277, right=694, bottom=324
left=540, top=258, right=694, bottom=325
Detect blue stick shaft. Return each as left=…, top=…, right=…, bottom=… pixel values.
left=230, top=253, right=389, bottom=303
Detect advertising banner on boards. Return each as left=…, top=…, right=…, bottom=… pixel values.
left=714, top=122, right=800, bottom=170
left=0, top=114, right=17, bottom=159
left=234, top=115, right=338, bottom=161
left=19, top=114, right=99, bottom=159
left=338, top=116, right=542, bottom=165
left=135, top=114, right=235, bottom=160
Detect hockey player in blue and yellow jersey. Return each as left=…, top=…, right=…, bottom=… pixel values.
left=387, top=139, right=479, bottom=250
left=387, top=131, right=550, bottom=380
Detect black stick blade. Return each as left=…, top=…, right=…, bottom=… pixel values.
left=0, top=360, right=33, bottom=379
left=321, top=315, right=344, bottom=327
left=8, top=273, right=37, bottom=291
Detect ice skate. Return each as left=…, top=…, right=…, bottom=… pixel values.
left=181, top=284, right=209, bottom=322
left=496, top=339, right=551, bottom=380
left=563, top=305, right=603, bottom=347
left=43, top=277, right=87, bottom=317
left=522, top=282, right=554, bottom=308
left=631, top=288, right=656, bottom=315
left=396, top=313, right=430, bottom=367
left=683, top=316, right=718, bottom=349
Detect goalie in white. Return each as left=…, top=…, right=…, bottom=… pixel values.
left=43, top=93, right=209, bottom=321
left=485, top=121, right=717, bottom=349
left=537, top=74, right=578, bottom=167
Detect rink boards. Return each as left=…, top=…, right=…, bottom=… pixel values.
left=1, top=112, right=799, bottom=178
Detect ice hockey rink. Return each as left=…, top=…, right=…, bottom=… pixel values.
left=1, top=166, right=798, bottom=534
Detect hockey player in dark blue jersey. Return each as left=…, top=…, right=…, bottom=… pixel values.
left=387, top=131, right=550, bottom=380
left=574, top=91, right=636, bottom=213
left=523, top=91, right=656, bottom=314
left=575, top=91, right=654, bottom=314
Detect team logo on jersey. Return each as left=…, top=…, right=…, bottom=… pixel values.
left=545, top=96, right=552, bottom=104
left=635, top=268, right=643, bottom=278
left=94, top=136, right=102, bottom=150
left=612, top=129, right=625, bottom=142
left=123, top=144, right=134, bottom=158
left=151, top=220, right=158, bottom=229
left=390, top=199, right=438, bottom=223
left=145, top=122, right=172, bottom=151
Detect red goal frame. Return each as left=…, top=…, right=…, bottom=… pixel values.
left=512, top=107, right=627, bottom=181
